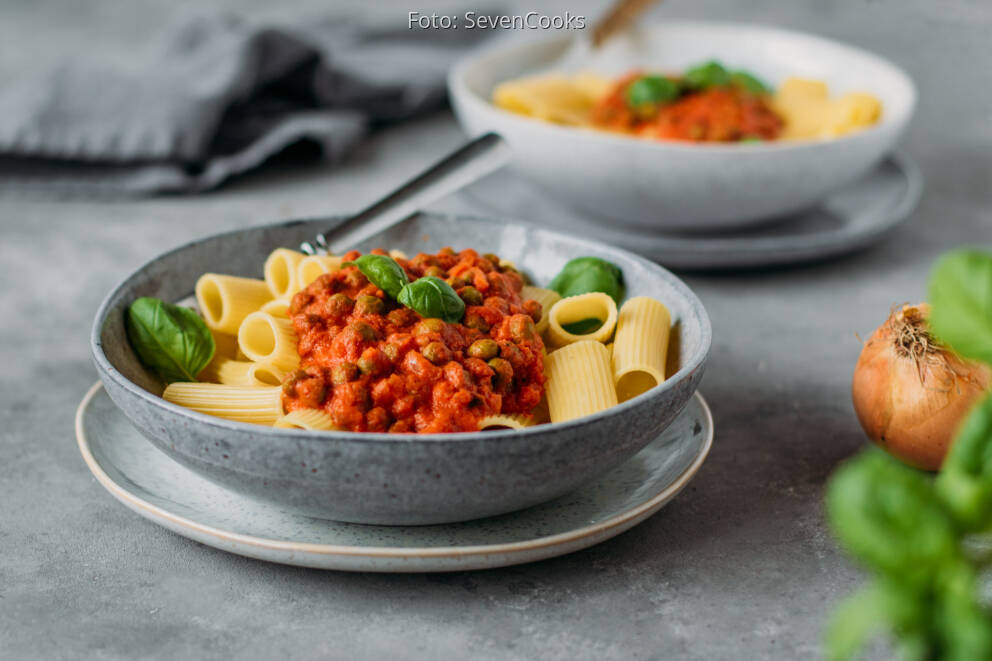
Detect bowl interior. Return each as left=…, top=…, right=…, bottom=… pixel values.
left=94, top=212, right=711, bottom=439
left=455, top=21, right=915, bottom=144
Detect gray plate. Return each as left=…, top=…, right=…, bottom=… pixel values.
left=77, top=383, right=713, bottom=573
left=463, top=152, right=921, bottom=270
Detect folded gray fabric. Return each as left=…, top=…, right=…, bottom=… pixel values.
left=0, top=11, right=496, bottom=195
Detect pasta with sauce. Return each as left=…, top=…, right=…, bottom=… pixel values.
left=149, top=246, right=676, bottom=433
left=493, top=60, right=882, bottom=143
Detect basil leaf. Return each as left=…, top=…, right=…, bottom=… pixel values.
left=825, top=581, right=903, bottom=661
left=730, top=70, right=769, bottom=94
left=126, top=297, right=215, bottom=383
left=928, top=250, right=992, bottom=365
left=549, top=257, right=624, bottom=304
left=625, top=75, right=679, bottom=108
left=397, top=276, right=465, bottom=323
left=682, top=60, right=731, bottom=90
left=935, top=394, right=992, bottom=531
left=347, top=254, right=409, bottom=300
left=826, top=449, right=956, bottom=581
left=934, top=559, right=992, bottom=660
left=562, top=318, right=604, bottom=335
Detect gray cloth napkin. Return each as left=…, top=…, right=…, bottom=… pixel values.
left=0, top=11, right=493, bottom=195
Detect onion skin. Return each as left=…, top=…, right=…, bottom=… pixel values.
left=852, top=305, right=992, bottom=471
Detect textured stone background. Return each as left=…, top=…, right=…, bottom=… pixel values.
left=1, top=0, right=990, bottom=659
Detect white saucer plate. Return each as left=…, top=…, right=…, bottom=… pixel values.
left=464, top=152, right=921, bottom=270
left=76, top=383, right=714, bottom=572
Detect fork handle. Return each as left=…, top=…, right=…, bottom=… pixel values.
left=308, top=132, right=511, bottom=255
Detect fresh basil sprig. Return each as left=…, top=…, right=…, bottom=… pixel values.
left=683, top=60, right=731, bottom=90
left=347, top=254, right=409, bottom=299
left=625, top=75, right=680, bottom=109
left=928, top=251, right=992, bottom=366
left=397, top=276, right=465, bottom=323
left=826, top=250, right=992, bottom=661
left=549, top=256, right=624, bottom=304
left=126, top=297, right=215, bottom=383
left=729, top=71, right=770, bottom=94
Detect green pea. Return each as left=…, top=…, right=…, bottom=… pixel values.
left=422, top=341, right=449, bottom=365
left=459, top=286, right=484, bottom=306
left=424, top=265, right=447, bottom=279
left=350, top=321, right=377, bottom=341
left=381, top=343, right=401, bottom=362
left=467, top=339, right=498, bottom=360
left=357, top=356, right=379, bottom=376
left=281, top=369, right=308, bottom=396
left=355, top=294, right=385, bottom=316
left=509, top=315, right=536, bottom=341
left=324, top=293, right=354, bottom=317
left=487, top=357, right=513, bottom=390
left=464, top=313, right=490, bottom=332
left=414, top=318, right=445, bottom=335
left=332, top=362, right=359, bottom=384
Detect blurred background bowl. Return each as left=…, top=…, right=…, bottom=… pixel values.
left=449, top=21, right=916, bottom=231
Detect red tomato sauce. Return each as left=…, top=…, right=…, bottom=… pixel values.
left=591, top=73, right=783, bottom=142
left=282, top=248, right=545, bottom=433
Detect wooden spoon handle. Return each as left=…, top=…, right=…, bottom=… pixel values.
left=591, top=0, right=661, bottom=47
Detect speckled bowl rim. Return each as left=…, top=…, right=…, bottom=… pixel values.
left=76, top=382, right=714, bottom=562
left=449, top=19, right=917, bottom=154
left=90, top=212, right=712, bottom=444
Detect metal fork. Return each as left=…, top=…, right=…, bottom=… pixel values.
left=299, top=132, right=510, bottom=256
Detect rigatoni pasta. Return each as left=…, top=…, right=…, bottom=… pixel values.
left=478, top=414, right=536, bottom=430
left=546, top=292, right=618, bottom=347
left=544, top=340, right=618, bottom=423
left=274, top=409, right=339, bottom=430
left=612, top=297, right=672, bottom=402
left=199, top=357, right=287, bottom=387
left=297, top=255, right=343, bottom=289
left=162, top=383, right=283, bottom=425
left=263, top=248, right=307, bottom=299
left=260, top=298, right=291, bottom=318
left=237, top=311, right=300, bottom=371
left=195, top=274, right=273, bottom=335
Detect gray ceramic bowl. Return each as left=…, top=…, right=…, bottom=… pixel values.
left=449, top=21, right=916, bottom=230
left=91, top=213, right=711, bottom=525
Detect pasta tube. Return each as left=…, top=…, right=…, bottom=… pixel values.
left=260, top=298, right=291, bottom=319
left=195, top=274, right=273, bottom=335
left=546, top=292, right=618, bottom=347
left=199, top=357, right=287, bottom=387
left=274, top=409, right=339, bottom=430
left=521, top=285, right=562, bottom=335
left=612, top=297, right=671, bottom=402
left=237, top=311, right=300, bottom=371
left=494, top=74, right=612, bottom=126
left=297, top=255, right=343, bottom=289
left=263, top=248, right=307, bottom=299
left=544, top=340, right=617, bottom=423
left=478, top=414, right=536, bottom=430
left=162, top=383, right=283, bottom=425
left=210, top=330, right=240, bottom=360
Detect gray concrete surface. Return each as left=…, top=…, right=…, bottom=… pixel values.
left=2, top=0, right=990, bottom=659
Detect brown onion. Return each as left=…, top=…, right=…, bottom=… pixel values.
left=852, top=303, right=991, bottom=470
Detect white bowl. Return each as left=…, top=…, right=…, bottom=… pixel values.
left=448, top=21, right=916, bottom=231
